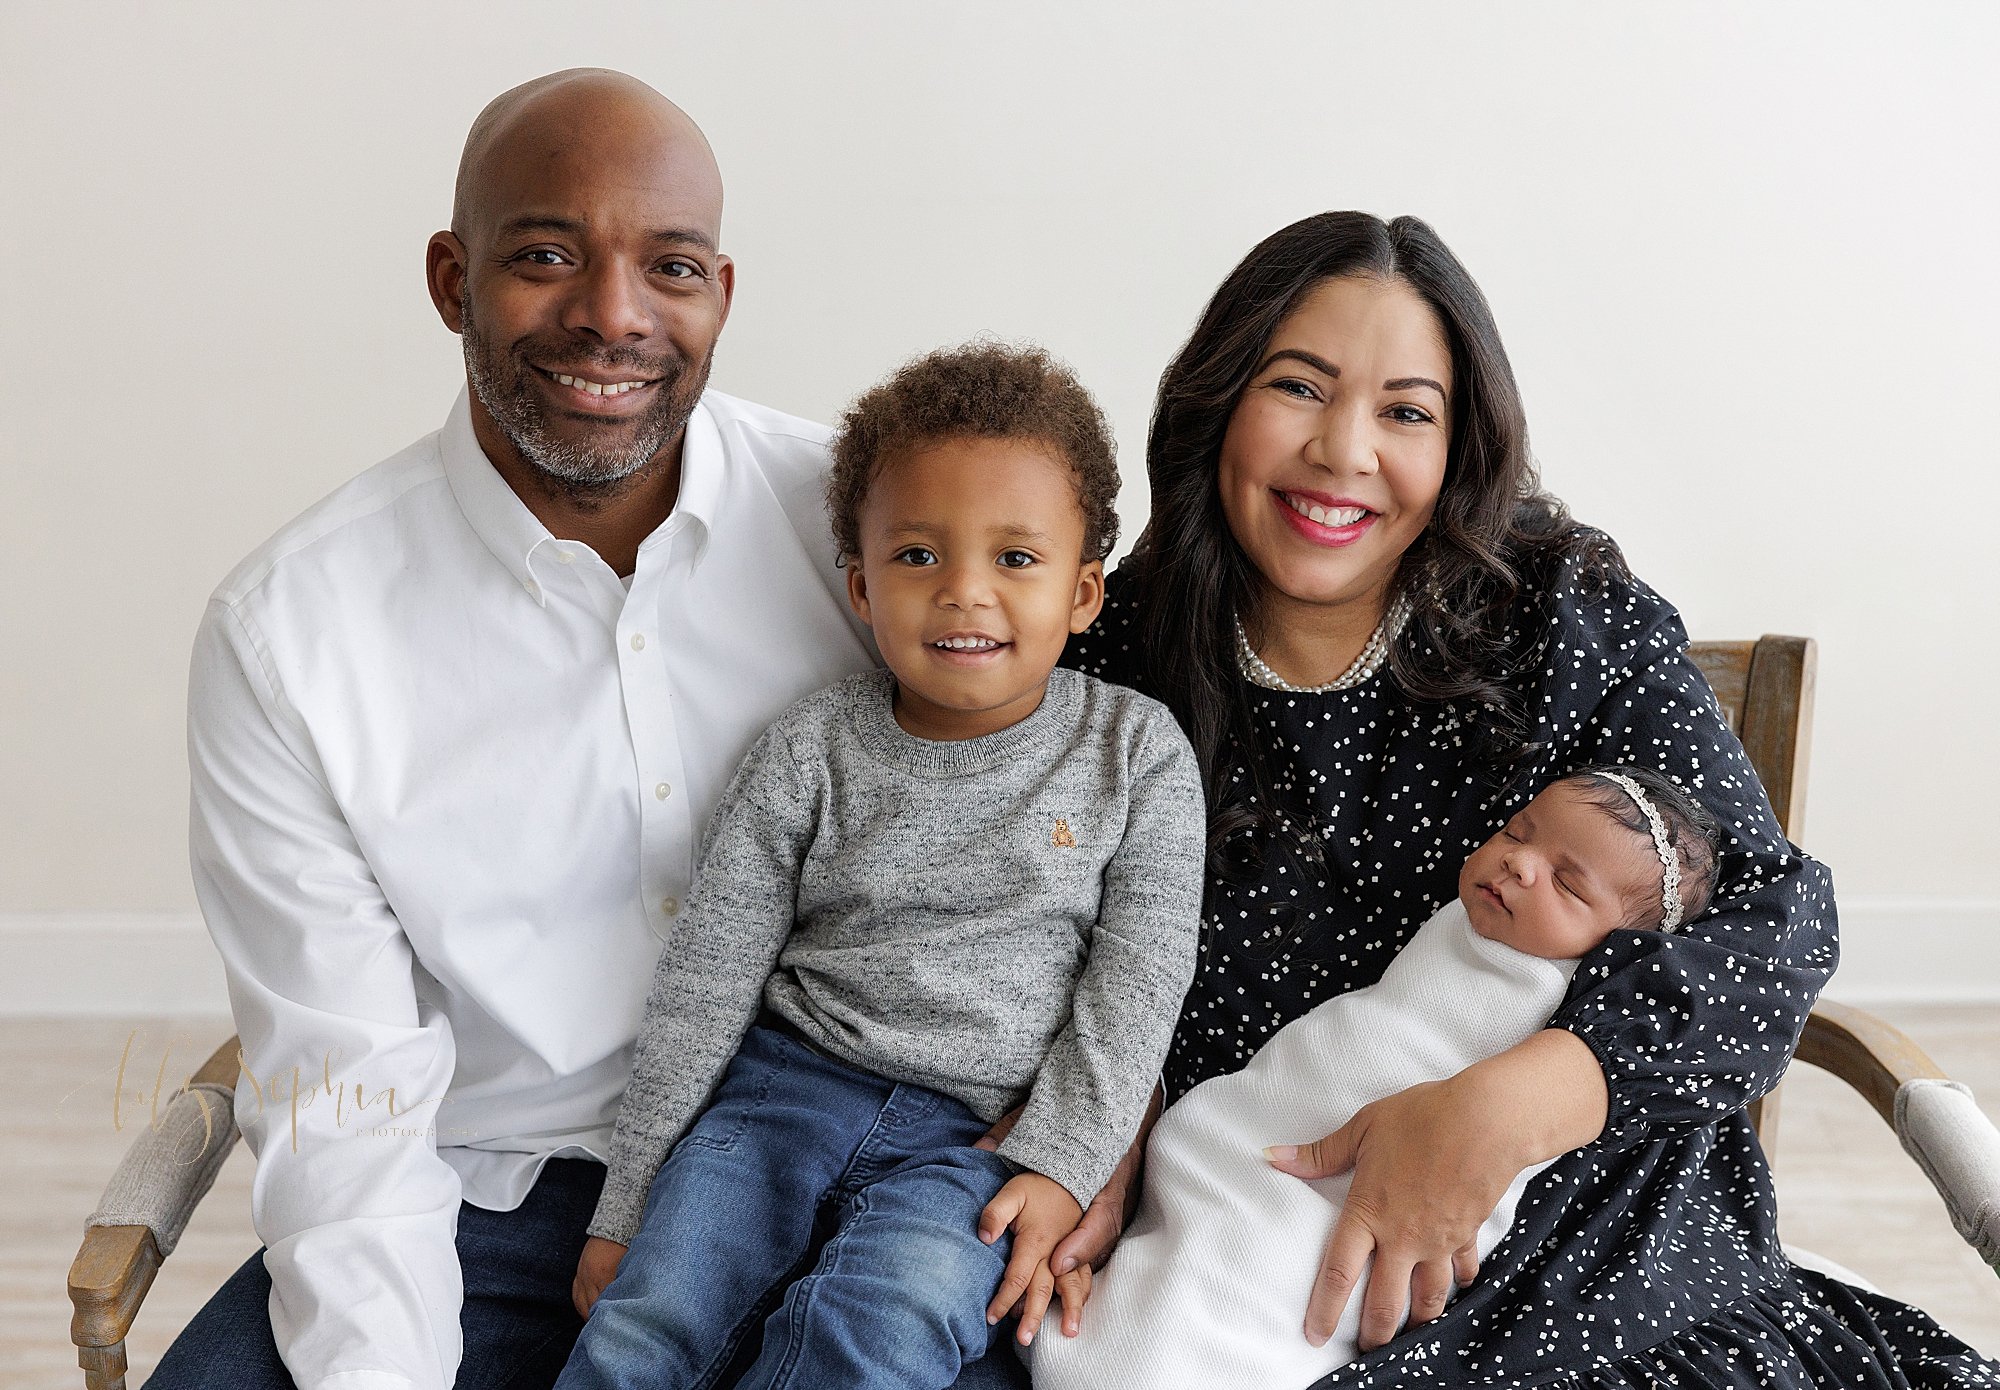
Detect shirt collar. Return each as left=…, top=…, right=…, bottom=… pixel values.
left=440, top=388, right=726, bottom=607
left=638, top=394, right=723, bottom=569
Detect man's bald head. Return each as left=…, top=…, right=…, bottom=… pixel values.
left=451, top=69, right=723, bottom=245
left=429, top=70, right=735, bottom=506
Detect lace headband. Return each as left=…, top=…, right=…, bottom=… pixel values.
left=1595, top=772, right=1685, bottom=933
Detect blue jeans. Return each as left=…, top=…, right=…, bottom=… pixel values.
left=144, top=1155, right=606, bottom=1389
left=555, top=1024, right=1017, bottom=1390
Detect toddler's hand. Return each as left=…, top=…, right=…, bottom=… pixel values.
left=979, top=1172, right=1085, bottom=1346
left=572, top=1235, right=628, bottom=1319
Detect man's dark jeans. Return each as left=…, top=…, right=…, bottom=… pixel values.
left=144, top=1156, right=605, bottom=1389
left=142, top=1140, right=1034, bottom=1390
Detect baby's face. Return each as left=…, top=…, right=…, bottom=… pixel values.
left=1459, top=780, right=1659, bottom=959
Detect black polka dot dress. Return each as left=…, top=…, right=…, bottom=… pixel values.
left=1063, top=557, right=2000, bottom=1389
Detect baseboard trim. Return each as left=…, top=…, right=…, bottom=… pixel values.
left=3, top=898, right=1996, bottom=1017
left=1821, top=897, right=2000, bottom=1005
left=0, top=913, right=227, bottom=1017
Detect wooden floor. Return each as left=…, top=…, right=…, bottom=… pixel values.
left=6, top=1007, right=1998, bottom=1388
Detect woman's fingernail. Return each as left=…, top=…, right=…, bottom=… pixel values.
left=1265, top=1144, right=1297, bottom=1162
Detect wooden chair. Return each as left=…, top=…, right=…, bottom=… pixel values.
left=66, top=636, right=1999, bottom=1389
left=1689, top=636, right=1997, bottom=1271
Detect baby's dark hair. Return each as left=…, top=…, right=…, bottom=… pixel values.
left=1560, top=764, right=1723, bottom=931
left=826, top=341, right=1121, bottom=564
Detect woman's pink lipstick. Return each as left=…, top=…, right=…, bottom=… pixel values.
left=1271, top=489, right=1377, bottom=548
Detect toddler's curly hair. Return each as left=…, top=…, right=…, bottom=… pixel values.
left=827, top=342, right=1121, bottom=563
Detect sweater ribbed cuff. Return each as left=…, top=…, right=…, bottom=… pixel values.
left=996, top=1124, right=1114, bottom=1212
left=585, top=1186, right=647, bottom=1249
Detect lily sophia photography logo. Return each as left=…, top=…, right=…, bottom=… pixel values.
left=62, top=1028, right=467, bottom=1161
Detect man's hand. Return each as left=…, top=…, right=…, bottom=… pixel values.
left=978, top=1173, right=1084, bottom=1346
left=572, top=1235, right=628, bottom=1319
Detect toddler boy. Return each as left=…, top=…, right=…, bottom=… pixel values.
left=555, top=343, right=1206, bottom=1390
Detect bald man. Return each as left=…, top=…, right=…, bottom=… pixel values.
left=151, top=72, right=877, bottom=1389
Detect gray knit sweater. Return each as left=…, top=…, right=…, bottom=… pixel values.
left=587, top=667, right=1206, bottom=1246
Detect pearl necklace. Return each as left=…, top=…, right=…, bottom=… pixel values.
left=1233, top=596, right=1408, bottom=694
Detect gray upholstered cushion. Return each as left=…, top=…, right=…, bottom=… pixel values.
left=1895, top=1077, right=2000, bottom=1273
left=85, top=1081, right=240, bottom=1256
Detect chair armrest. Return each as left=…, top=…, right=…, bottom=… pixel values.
left=69, top=1224, right=163, bottom=1351
left=67, top=1036, right=243, bottom=1353
left=1896, top=1080, right=2000, bottom=1273
left=82, top=1035, right=242, bottom=1255
left=1795, top=999, right=1952, bottom=1123
left=1795, top=1001, right=2000, bottom=1274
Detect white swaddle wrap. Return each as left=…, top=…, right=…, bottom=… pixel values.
left=1027, top=898, right=1580, bottom=1390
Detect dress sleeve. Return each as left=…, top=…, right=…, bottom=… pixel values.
left=189, top=601, right=462, bottom=1390
left=1534, top=569, right=1838, bottom=1152
left=997, top=711, right=1207, bottom=1206
left=585, top=724, right=816, bottom=1246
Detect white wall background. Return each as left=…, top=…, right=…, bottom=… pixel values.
left=4, top=1, right=1996, bottom=1010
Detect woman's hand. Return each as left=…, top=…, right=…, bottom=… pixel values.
left=572, top=1235, right=628, bottom=1319
left=1266, top=1076, right=1504, bottom=1351
left=1266, top=1029, right=1607, bottom=1352
left=974, top=1103, right=1026, bottom=1151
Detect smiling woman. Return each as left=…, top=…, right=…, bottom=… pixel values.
left=996, top=211, right=2000, bottom=1390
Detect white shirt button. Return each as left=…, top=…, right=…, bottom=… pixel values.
left=655, top=782, right=672, bottom=800
left=630, top=633, right=646, bottom=651
left=660, top=897, right=680, bottom=916
left=556, top=550, right=574, bottom=564
left=523, top=580, right=539, bottom=598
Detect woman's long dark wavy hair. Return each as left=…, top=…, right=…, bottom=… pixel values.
left=1124, top=211, right=1627, bottom=879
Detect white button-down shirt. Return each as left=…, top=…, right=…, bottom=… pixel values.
left=188, top=389, right=876, bottom=1390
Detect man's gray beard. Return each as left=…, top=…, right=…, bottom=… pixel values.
left=460, top=298, right=707, bottom=491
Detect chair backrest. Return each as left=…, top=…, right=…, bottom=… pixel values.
left=1687, top=636, right=1817, bottom=842
left=1687, top=635, right=1817, bottom=1155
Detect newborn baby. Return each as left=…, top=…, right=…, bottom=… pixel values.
left=1028, top=765, right=1723, bottom=1390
